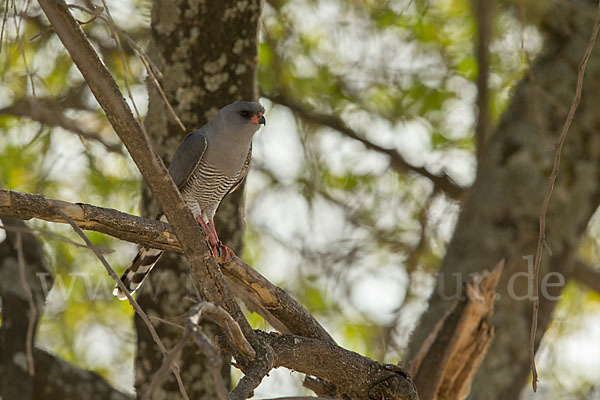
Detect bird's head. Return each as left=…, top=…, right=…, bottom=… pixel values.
left=218, top=101, right=266, bottom=131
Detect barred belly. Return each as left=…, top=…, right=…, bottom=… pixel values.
left=180, top=158, right=240, bottom=218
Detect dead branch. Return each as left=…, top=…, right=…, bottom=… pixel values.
left=230, top=347, right=274, bottom=400
left=303, top=377, right=338, bottom=398
left=410, top=261, right=504, bottom=400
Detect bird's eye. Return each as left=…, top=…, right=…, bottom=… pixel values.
left=240, top=110, right=251, bottom=119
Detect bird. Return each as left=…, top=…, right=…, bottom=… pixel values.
left=113, top=101, right=266, bottom=300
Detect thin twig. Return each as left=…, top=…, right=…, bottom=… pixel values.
left=529, top=3, right=600, bottom=391
left=265, top=93, right=464, bottom=199
left=0, top=100, right=124, bottom=154
left=0, top=0, right=9, bottom=53
left=148, top=315, right=186, bottom=330
left=67, top=3, right=186, bottom=133
left=54, top=208, right=191, bottom=400
left=12, top=0, right=36, bottom=98
left=136, top=46, right=187, bottom=133
left=67, top=4, right=162, bottom=79
left=76, top=5, right=103, bottom=25
left=15, top=232, right=37, bottom=376
left=189, top=329, right=229, bottom=400
left=142, top=331, right=191, bottom=400
left=99, top=0, right=148, bottom=136
left=0, top=223, right=114, bottom=254
left=143, top=302, right=244, bottom=400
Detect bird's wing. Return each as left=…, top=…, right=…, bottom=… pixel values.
left=168, top=129, right=208, bottom=189
left=225, top=144, right=252, bottom=196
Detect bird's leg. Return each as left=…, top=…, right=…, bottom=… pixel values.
left=208, top=219, right=235, bottom=263
left=195, top=215, right=234, bottom=263
left=196, top=215, right=219, bottom=247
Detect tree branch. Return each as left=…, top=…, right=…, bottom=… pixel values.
left=0, top=189, right=332, bottom=344
left=253, top=331, right=418, bottom=400
left=0, top=189, right=180, bottom=251
left=229, top=347, right=273, bottom=400
left=188, top=302, right=256, bottom=360
left=0, top=189, right=422, bottom=398
left=0, top=98, right=123, bottom=154
left=142, top=302, right=245, bottom=400
left=265, top=93, right=465, bottom=200
left=37, top=0, right=254, bottom=361
left=224, top=257, right=335, bottom=344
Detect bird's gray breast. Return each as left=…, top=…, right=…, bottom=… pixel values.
left=180, top=157, right=242, bottom=217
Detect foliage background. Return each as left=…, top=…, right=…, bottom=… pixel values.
left=1, top=0, right=599, bottom=398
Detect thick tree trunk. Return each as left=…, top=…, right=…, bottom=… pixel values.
left=407, top=1, right=600, bottom=398
left=133, top=0, right=262, bottom=398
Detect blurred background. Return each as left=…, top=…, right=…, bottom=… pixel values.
left=1, top=0, right=600, bottom=399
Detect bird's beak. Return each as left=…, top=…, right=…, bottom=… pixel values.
left=251, top=113, right=266, bottom=125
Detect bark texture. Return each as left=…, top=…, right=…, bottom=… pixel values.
left=134, top=1, right=263, bottom=397
left=407, top=1, right=600, bottom=398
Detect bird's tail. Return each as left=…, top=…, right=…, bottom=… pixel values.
left=113, top=213, right=166, bottom=300
left=113, top=246, right=163, bottom=300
